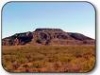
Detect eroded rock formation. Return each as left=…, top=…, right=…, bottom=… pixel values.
left=2, top=28, right=95, bottom=45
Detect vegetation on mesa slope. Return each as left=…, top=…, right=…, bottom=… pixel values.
left=2, top=45, right=95, bottom=72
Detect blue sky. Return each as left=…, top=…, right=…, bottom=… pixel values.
left=2, top=2, right=95, bottom=38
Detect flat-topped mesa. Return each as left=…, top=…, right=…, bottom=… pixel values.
left=2, top=28, right=95, bottom=46
left=35, top=28, right=63, bottom=32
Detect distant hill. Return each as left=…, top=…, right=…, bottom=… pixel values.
left=2, top=28, right=95, bottom=45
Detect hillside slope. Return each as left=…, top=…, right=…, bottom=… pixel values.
left=2, top=28, right=95, bottom=45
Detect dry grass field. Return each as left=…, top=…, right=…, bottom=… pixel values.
left=2, top=45, right=95, bottom=72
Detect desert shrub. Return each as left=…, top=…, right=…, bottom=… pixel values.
left=2, top=45, right=95, bottom=72
left=32, top=61, right=44, bottom=68
left=17, top=58, right=28, bottom=64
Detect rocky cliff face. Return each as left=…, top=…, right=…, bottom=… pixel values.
left=2, top=28, right=95, bottom=45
